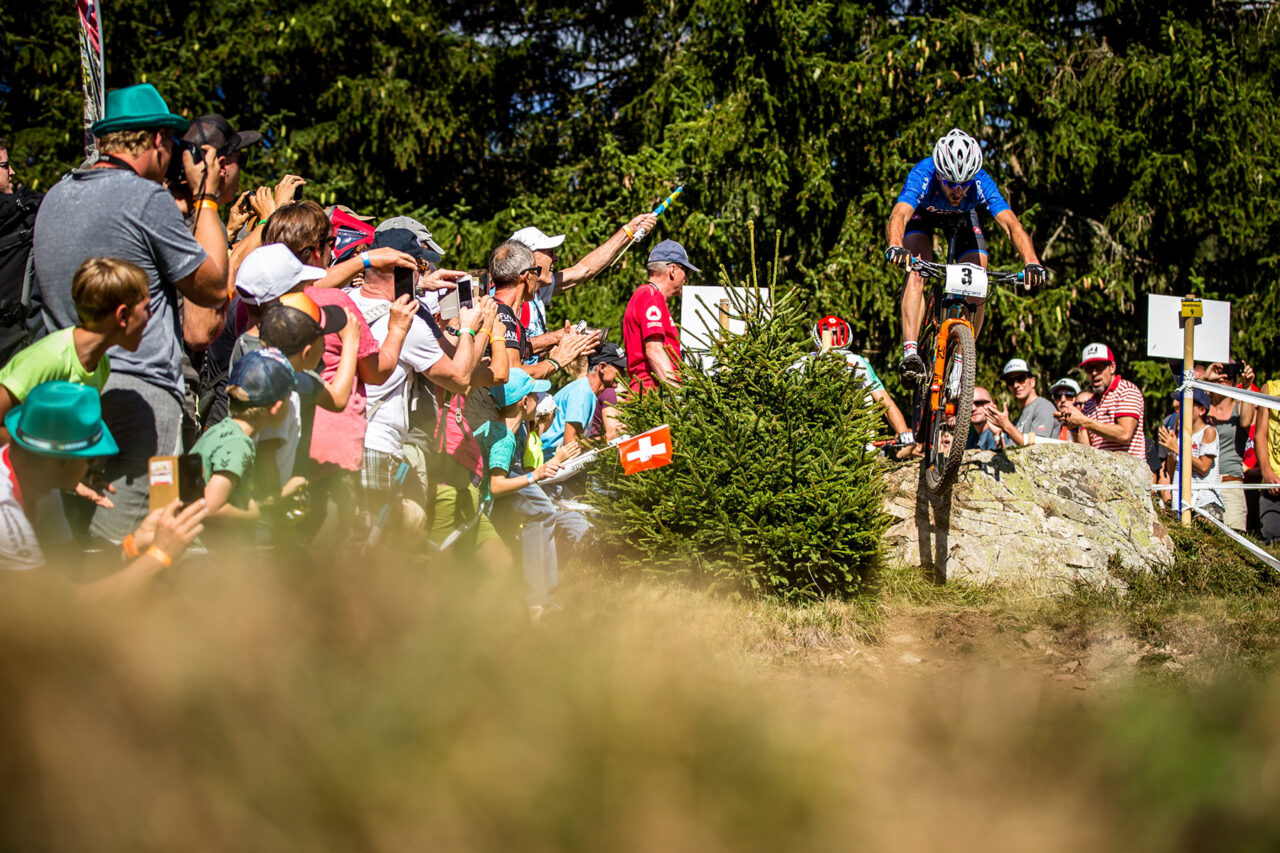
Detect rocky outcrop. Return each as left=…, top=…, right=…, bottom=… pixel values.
left=882, top=442, right=1174, bottom=589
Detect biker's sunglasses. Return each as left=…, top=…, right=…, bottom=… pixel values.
left=939, top=178, right=973, bottom=191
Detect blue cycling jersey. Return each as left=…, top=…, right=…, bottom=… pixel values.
left=896, top=158, right=1010, bottom=218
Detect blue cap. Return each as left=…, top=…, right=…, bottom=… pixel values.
left=647, top=239, right=700, bottom=274
left=1170, top=388, right=1213, bottom=409
left=490, top=367, right=551, bottom=407
left=228, top=348, right=295, bottom=405
left=4, top=382, right=118, bottom=459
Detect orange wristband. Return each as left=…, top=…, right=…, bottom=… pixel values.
left=145, top=546, right=173, bottom=568
left=193, top=199, right=219, bottom=213
left=122, top=534, right=140, bottom=560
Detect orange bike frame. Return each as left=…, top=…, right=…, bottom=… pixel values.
left=927, top=315, right=974, bottom=416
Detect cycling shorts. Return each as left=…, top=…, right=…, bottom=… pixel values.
left=904, top=210, right=987, bottom=260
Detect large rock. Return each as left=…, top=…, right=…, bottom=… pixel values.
left=882, top=442, right=1174, bottom=588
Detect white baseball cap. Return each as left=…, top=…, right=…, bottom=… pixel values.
left=535, top=396, right=558, bottom=418
left=1048, top=377, right=1081, bottom=396
left=511, top=226, right=566, bottom=252
left=1078, top=342, right=1116, bottom=367
left=1000, top=357, right=1033, bottom=378
left=235, top=243, right=326, bottom=306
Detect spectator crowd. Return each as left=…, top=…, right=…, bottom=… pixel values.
left=0, top=83, right=1277, bottom=612
left=0, top=84, right=700, bottom=617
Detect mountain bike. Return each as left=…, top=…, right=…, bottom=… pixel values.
left=908, top=257, right=1026, bottom=492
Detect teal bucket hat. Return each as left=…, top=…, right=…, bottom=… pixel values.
left=5, top=382, right=118, bottom=459
left=91, top=84, right=190, bottom=136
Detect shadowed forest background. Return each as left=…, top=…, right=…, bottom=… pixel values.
left=4, top=0, right=1278, bottom=404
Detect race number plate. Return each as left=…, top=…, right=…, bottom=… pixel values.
left=944, top=263, right=989, bottom=299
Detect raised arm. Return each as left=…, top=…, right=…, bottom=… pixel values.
left=554, top=213, right=659, bottom=294
left=173, top=146, right=230, bottom=308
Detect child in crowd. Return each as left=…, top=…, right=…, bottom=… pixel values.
left=1158, top=387, right=1222, bottom=520
left=478, top=369, right=562, bottom=500
left=0, top=257, right=150, bottom=445
left=255, top=291, right=359, bottom=504
left=191, top=349, right=294, bottom=534
left=479, top=368, right=591, bottom=619
left=228, top=242, right=328, bottom=367
left=523, top=395, right=557, bottom=472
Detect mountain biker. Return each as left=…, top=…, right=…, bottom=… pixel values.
left=794, top=315, right=913, bottom=447
left=883, top=128, right=1047, bottom=386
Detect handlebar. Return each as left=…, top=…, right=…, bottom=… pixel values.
left=908, top=257, right=1025, bottom=284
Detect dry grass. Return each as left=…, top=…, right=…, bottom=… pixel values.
left=2, top=537, right=1280, bottom=851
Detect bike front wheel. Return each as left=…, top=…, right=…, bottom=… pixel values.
left=923, top=322, right=976, bottom=493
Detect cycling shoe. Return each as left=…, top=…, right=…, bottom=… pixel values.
left=898, top=352, right=926, bottom=386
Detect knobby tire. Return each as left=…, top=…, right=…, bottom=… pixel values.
left=924, top=323, right=976, bottom=493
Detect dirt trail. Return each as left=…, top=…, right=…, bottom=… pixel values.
left=827, top=606, right=1181, bottom=690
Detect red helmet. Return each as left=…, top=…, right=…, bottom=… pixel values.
left=812, top=315, right=852, bottom=349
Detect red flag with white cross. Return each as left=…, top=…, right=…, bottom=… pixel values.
left=618, top=425, right=674, bottom=475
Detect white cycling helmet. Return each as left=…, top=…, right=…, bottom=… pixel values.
left=932, top=128, right=983, bottom=183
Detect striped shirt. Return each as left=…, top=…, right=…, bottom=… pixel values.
left=1081, top=375, right=1146, bottom=459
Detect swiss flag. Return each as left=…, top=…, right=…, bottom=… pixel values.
left=618, top=425, right=674, bottom=475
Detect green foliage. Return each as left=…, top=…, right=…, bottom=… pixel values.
left=590, top=238, right=890, bottom=600
left=4, top=0, right=1278, bottom=417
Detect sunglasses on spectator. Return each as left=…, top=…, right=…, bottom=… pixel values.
left=1052, top=391, right=1074, bottom=400
left=522, top=265, right=541, bottom=276
left=0, top=160, right=11, bottom=172
left=1004, top=374, right=1031, bottom=385
left=974, top=397, right=993, bottom=406
left=939, top=178, right=973, bottom=191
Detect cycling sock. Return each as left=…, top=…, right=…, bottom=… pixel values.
left=903, top=341, right=918, bottom=359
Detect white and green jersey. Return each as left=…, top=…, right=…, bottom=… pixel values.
left=789, top=350, right=885, bottom=392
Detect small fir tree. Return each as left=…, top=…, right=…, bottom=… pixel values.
left=591, top=238, right=890, bottom=601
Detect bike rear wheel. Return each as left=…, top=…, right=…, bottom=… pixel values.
left=923, top=322, right=976, bottom=493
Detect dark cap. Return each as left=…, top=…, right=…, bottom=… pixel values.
left=182, top=114, right=262, bottom=157
left=371, top=226, right=426, bottom=261
left=647, top=239, right=700, bottom=274
left=228, top=348, right=296, bottom=406
left=588, top=342, right=627, bottom=370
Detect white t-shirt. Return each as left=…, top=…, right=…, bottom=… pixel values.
left=1191, top=425, right=1222, bottom=510
left=349, top=290, right=444, bottom=457
left=0, top=446, right=71, bottom=571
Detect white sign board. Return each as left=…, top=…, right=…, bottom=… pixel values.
left=680, top=286, right=771, bottom=352
left=1146, top=294, right=1230, bottom=363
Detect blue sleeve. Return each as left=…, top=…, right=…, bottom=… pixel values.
left=974, top=169, right=1010, bottom=217
left=564, top=382, right=596, bottom=429
left=895, top=159, right=935, bottom=209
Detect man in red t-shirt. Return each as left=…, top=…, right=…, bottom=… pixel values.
left=1058, top=342, right=1146, bottom=459
left=623, top=240, right=699, bottom=394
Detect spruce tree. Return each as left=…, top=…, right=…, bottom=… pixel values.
left=590, top=235, right=890, bottom=601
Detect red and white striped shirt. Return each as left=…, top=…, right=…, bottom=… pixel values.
left=1081, top=374, right=1146, bottom=459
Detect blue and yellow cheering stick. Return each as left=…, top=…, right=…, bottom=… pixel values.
left=634, top=185, right=684, bottom=241
left=611, top=185, right=685, bottom=268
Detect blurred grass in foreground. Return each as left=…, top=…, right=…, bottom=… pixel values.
left=1, top=540, right=1280, bottom=851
